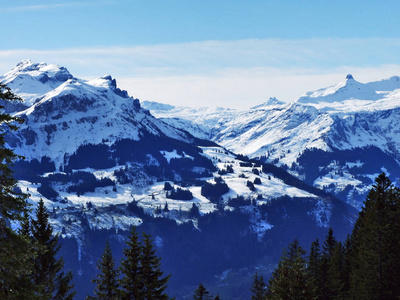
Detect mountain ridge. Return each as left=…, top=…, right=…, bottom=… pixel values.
left=0, top=61, right=363, bottom=298
left=143, top=74, right=400, bottom=209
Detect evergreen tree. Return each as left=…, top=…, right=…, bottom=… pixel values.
left=193, top=283, right=212, bottom=300
left=163, top=202, right=169, bottom=213
left=0, top=82, right=35, bottom=299
left=267, top=239, right=311, bottom=299
left=0, top=83, right=27, bottom=222
left=31, top=199, right=75, bottom=299
left=119, top=226, right=143, bottom=299
left=140, top=233, right=170, bottom=299
left=251, top=272, right=267, bottom=300
left=349, top=173, right=400, bottom=299
left=341, top=235, right=352, bottom=296
left=307, top=239, right=322, bottom=299
left=327, top=242, right=346, bottom=299
left=322, top=228, right=336, bottom=261
left=88, top=241, right=120, bottom=300
left=189, top=203, right=200, bottom=218
left=320, top=228, right=337, bottom=300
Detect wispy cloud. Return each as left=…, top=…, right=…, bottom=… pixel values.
left=1, top=38, right=400, bottom=108
left=0, top=1, right=118, bottom=13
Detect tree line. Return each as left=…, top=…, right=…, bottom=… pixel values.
left=251, top=173, right=400, bottom=300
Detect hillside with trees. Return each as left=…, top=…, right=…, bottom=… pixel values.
left=258, top=173, right=400, bottom=300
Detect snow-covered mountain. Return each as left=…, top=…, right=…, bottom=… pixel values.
left=1, top=61, right=356, bottom=299
left=3, top=60, right=194, bottom=167
left=296, top=74, right=382, bottom=104
left=144, top=75, right=400, bottom=209
left=1, top=60, right=349, bottom=226
left=1, top=59, right=74, bottom=107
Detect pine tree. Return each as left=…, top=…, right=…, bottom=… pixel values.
left=193, top=283, right=212, bottom=300
left=0, top=83, right=27, bottom=222
left=307, top=238, right=322, bottom=299
left=88, top=241, right=120, bottom=300
left=327, top=242, right=346, bottom=299
left=349, top=173, right=400, bottom=299
left=19, top=210, right=32, bottom=237
left=31, top=199, right=75, bottom=299
left=341, top=235, right=352, bottom=296
left=189, top=203, right=200, bottom=218
left=140, top=233, right=170, bottom=299
left=317, top=228, right=338, bottom=300
left=119, top=226, right=143, bottom=299
left=267, top=239, right=311, bottom=299
left=163, top=202, right=169, bottom=213
left=0, top=82, right=35, bottom=299
left=251, top=272, right=267, bottom=300
left=322, top=228, right=336, bottom=261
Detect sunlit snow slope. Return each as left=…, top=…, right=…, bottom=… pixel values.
left=144, top=75, right=400, bottom=208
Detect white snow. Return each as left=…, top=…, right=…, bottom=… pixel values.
left=161, top=150, right=194, bottom=163
left=3, top=65, right=191, bottom=168
left=7, top=61, right=396, bottom=232
left=145, top=75, right=400, bottom=173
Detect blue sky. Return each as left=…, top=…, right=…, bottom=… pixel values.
left=1, top=0, right=400, bottom=108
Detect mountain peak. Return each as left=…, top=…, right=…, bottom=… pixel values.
left=0, top=60, right=74, bottom=108
left=250, top=97, right=285, bottom=109
left=296, top=74, right=380, bottom=105
left=15, top=59, right=36, bottom=70
left=90, top=74, right=129, bottom=98
left=10, top=60, right=73, bottom=80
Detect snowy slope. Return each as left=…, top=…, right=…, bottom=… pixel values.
left=0, top=60, right=338, bottom=228
left=296, top=74, right=381, bottom=104
left=145, top=74, right=400, bottom=208
left=4, top=63, right=191, bottom=167
left=2, top=61, right=358, bottom=300
left=20, top=144, right=328, bottom=237
left=0, top=59, right=74, bottom=107
left=141, top=100, right=238, bottom=140
left=145, top=74, right=400, bottom=165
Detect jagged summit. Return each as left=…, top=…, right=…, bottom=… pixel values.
left=250, top=97, right=285, bottom=109
left=89, top=74, right=130, bottom=98
left=296, top=74, right=381, bottom=105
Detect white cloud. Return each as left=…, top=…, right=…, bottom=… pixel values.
left=0, top=1, right=118, bottom=13
left=1, top=38, right=400, bottom=109
left=118, top=65, right=400, bottom=109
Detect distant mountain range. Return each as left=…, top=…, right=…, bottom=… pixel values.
left=143, top=74, right=400, bottom=209
left=3, top=60, right=390, bottom=298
